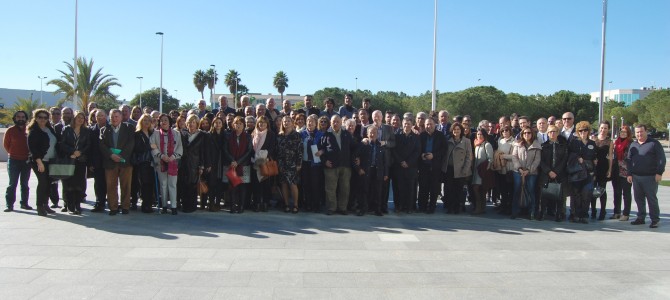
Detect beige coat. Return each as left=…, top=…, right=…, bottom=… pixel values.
left=442, top=137, right=472, bottom=178
left=512, top=139, right=542, bottom=175
left=496, top=136, right=516, bottom=174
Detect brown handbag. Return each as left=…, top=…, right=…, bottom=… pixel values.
left=197, top=175, right=209, bottom=194
left=260, top=159, right=279, bottom=177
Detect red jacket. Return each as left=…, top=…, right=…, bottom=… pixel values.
left=3, top=126, right=29, bottom=160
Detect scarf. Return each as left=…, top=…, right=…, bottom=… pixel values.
left=160, top=128, right=178, bottom=176
left=253, top=129, right=268, bottom=154
left=228, top=131, right=249, bottom=176
left=614, top=137, right=631, bottom=162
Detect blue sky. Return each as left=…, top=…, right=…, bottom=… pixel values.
left=2, top=0, right=668, bottom=106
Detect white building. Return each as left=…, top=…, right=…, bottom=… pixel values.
left=589, top=87, right=665, bottom=106
left=210, top=93, right=305, bottom=109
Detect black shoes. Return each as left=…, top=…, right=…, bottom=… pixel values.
left=109, top=210, right=117, bottom=216
left=45, top=207, right=56, bottom=214
left=121, top=209, right=129, bottom=215
left=631, top=219, right=645, bottom=225
left=172, top=208, right=178, bottom=215
left=20, top=204, right=33, bottom=210
left=650, top=221, right=659, bottom=228
left=578, top=218, right=589, bottom=224
left=61, top=207, right=68, bottom=213
left=4, top=207, right=13, bottom=212
left=50, top=204, right=59, bottom=208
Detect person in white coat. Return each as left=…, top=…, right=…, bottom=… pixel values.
left=151, top=113, right=183, bottom=215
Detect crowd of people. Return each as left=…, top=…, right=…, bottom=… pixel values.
left=3, top=94, right=666, bottom=228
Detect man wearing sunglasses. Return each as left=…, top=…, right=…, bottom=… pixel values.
left=560, top=112, right=576, bottom=142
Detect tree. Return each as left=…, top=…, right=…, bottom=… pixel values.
left=129, top=88, right=180, bottom=112
left=179, top=102, right=196, bottom=111
left=630, top=89, right=670, bottom=130
left=193, top=70, right=207, bottom=100
left=10, top=97, right=46, bottom=119
left=273, top=71, right=289, bottom=101
left=47, top=57, right=121, bottom=115
left=95, top=96, right=122, bottom=115
left=224, top=69, right=241, bottom=106
left=205, top=68, right=218, bottom=103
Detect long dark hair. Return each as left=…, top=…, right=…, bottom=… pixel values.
left=27, top=108, right=52, bottom=132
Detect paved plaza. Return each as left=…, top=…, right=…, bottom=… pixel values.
left=0, top=162, right=668, bottom=299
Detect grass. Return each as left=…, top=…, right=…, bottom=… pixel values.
left=661, top=180, right=670, bottom=187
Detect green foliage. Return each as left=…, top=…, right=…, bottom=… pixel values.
left=129, top=88, right=180, bottom=112
left=10, top=97, right=46, bottom=119
left=205, top=68, right=218, bottom=102
left=47, top=57, right=121, bottom=114
left=95, top=96, right=122, bottom=115
left=273, top=71, right=289, bottom=100
left=179, top=102, right=196, bottom=111
left=630, top=89, right=670, bottom=130
left=224, top=70, right=241, bottom=103
left=193, top=70, right=207, bottom=100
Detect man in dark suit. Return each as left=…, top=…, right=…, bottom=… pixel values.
left=212, top=95, right=236, bottom=116
left=393, top=118, right=421, bottom=213
left=353, top=125, right=388, bottom=216
left=100, top=109, right=135, bottom=215
left=89, top=109, right=109, bottom=212
left=418, top=118, right=447, bottom=213
left=363, top=110, right=396, bottom=213
left=296, top=95, right=321, bottom=116
left=317, top=115, right=356, bottom=215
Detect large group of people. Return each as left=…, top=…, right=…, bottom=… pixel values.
left=3, top=94, right=666, bottom=229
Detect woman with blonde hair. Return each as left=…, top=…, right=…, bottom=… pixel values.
left=178, top=114, right=208, bottom=213
left=250, top=116, right=277, bottom=212
left=132, top=114, right=157, bottom=213
left=277, top=115, right=304, bottom=213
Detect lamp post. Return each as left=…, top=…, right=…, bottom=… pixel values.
left=156, top=32, right=164, bottom=113
left=136, top=76, right=143, bottom=108
left=210, top=64, right=216, bottom=107
left=73, top=0, right=78, bottom=107
left=611, top=115, right=616, bottom=139
left=38, top=76, right=47, bottom=105
left=235, top=76, right=239, bottom=110
left=431, top=0, right=438, bottom=111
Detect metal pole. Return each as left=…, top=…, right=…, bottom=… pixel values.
left=598, top=0, right=608, bottom=125
left=137, top=76, right=143, bottom=108
left=156, top=32, right=164, bottom=113
left=210, top=64, right=216, bottom=107
left=431, top=0, right=438, bottom=112
left=235, top=77, right=238, bottom=110
left=73, top=0, right=78, bottom=108
left=611, top=115, right=616, bottom=139
left=38, top=76, right=47, bottom=106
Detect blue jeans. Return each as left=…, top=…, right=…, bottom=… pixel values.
left=5, top=158, right=31, bottom=207
left=512, top=172, right=537, bottom=216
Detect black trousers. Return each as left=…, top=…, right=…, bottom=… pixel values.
left=231, top=183, right=247, bottom=210
left=417, top=164, right=441, bottom=210
left=92, top=165, right=107, bottom=208
left=445, top=166, right=466, bottom=213
left=208, top=173, right=224, bottom=206
left=181, top=179, right=198, bottom=213
left=49, top=180, right=60, bottom=206
left=32, top=162, right=52, bottom=209
left=496, top=173, right=513, bottom=213
left=136, top=162, right=156, bottom=209
left=130, top=164, right=140, bottom=206
left=612, top=175, right=632, bottom=216
left=62, top=162, right=87, bottom=212
left=251, top=172, right=273, bottom=207
left=301, top=164, right=323, bottom=211
left=360, top=167, right=383, bottom=213
left=394, top=167, right=417, bottom=212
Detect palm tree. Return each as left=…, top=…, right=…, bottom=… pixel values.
left=193, top=70, right=207, bottom=100
left=205, top=68, right=218, bottom=103
left=11, top=97, right=46, bottom=119
left=224, top=70, right=241, bottom=108
left=273, top=71, right=289, bottom=101
left=47, top=57, right=121, bottom=115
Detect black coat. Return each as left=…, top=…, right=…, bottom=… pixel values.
left=180, top=130, right=209, bottom=184
left=27, top=126, right=57, bottom=163
left=209, top=130, right=227, bottom=179
left=132, top=131, right=154, bottom=165
left=393, top=131, right=421, bottom=169
left=539, top=137, right=569, bottom=184
left=318, top=129, right=356, bottom=169
left=354, top=140, right=388, bottom=178
left=87, top=123, right=105, bottom=168
left=419, top=131, right=447, bottom=173
left=59, top=126, right=91, bottom=163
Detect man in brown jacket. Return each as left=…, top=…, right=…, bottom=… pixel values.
left=100, top=109, right=135, bottom=215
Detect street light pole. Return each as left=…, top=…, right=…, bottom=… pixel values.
left=235, top=76, right=238, bottom=110
left=355, top=77, right=358, bottom=90
left=174, top=90, right=178, bottom=100
left=136, top=76, right=143, bottom=108
left=210, top=64, right=216, bottom=107
left=156, top=32, right=164, bottom=113
left=598, top=0, right=608, bottom=125
left=38, top=76, right=47, bottom=106
left=73, top=0, right=78, bottom=108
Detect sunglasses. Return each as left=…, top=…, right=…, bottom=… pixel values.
left=36, top=115, right=49, bottom=120
left=562, top=117, right=573, bottom=120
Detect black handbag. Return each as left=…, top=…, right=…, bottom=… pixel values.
left=542, top=181, right=562, bottom=203
left=592, top=182, right=606, bottom=198
left=49, top=157, right=75, bottom=179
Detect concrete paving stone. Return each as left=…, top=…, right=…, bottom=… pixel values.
left=124, top=247, right=216, bottom=259
left=0, top=268, right=47, bottom=284
left=282, top=241, right=366, bottom=250
left=212, top=287, right=273, bottom=299
left=0, top=255, right=48, bottom=268
left=325, top=260, right=378, bottom=273
left=328, top=288, right=391, bottom=300
left=77, top=246, right=134, bottom=258
left=374, top=260, right=426, bottom=273
left=597, top=284, right=669, bottom=299
left=91, top=285, right=161, bottom=300
left=278, top=260, right=330, bottom=273
left=246, top=272, right=303, bottom=288
left=0, top=283, right=49, bottom=300
left=81, top=257, right=187, bottom=271
left=152, top=286, right=218, bottom=300
left=29, top=256, right=96, bottom=270
left=31, top=284, right=101, bottom=299
left=228, top=259, right=281, bottom=272
left=91, top=270, right=201, bottom=286
left=272, top=287, right=332, bottom=300
left=30, top=269, right=99, bottom=285
left=385, top=287, right=503, bottom=300
left=363, top=241, right=410, bottom=250
left=195, top=271, right=252, bottom=287
left=179, top=258, right=233, bottom=272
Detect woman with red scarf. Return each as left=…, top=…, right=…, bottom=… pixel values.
left=223, top=116, right=253, bottom=213
left=151, top=114, right=183, bottom=215
left=611, top=125, right=633, bottom=221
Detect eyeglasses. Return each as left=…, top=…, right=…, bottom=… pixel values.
left=562, top=117, right=573, bottom=120
left=501, top=129, right=510, bottom=132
